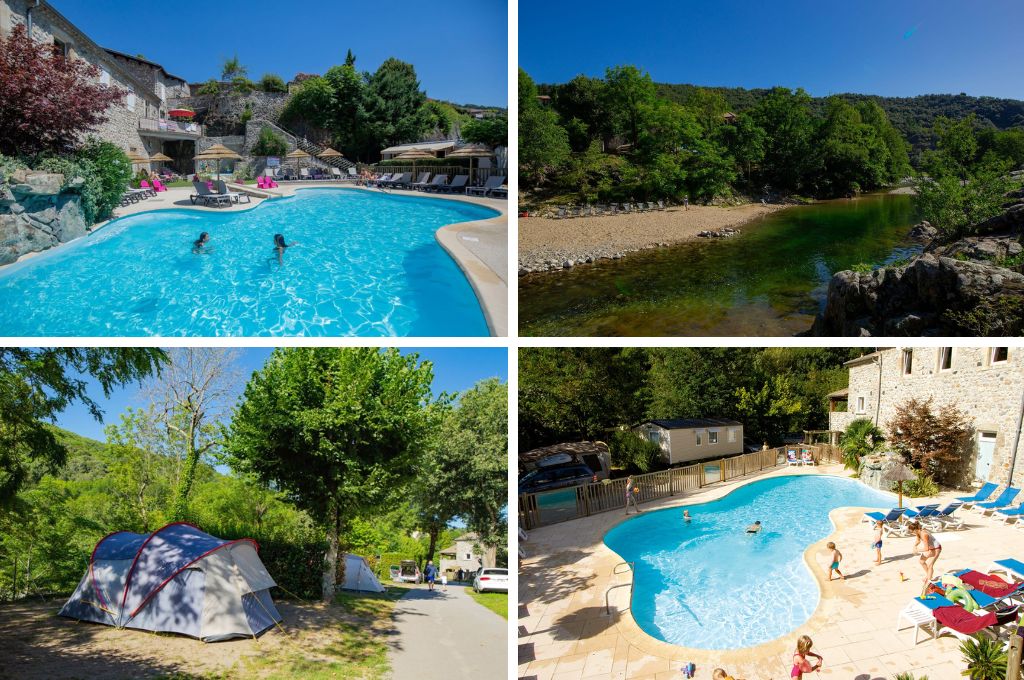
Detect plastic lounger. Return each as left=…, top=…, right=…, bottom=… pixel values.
left=992, top=559, right=1024, bottom=580
left=958, top=482, right=999, bottom=508
left=976, top=487, right=1021, bottom=514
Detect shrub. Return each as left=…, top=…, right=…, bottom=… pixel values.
left=901, top=473, right=939, bottom=498
left=960, top=635, right=1007, bottom=680
left=74, top=139, right=132, bottom=221
left=609, top=430, right=663, bottom=473
left=259, top=73, right=287, bottom=93
left=249, top=538, right=326, bottom=601
left=240, top=102, right=253, bottom=126
left=839, top=418, right=884, bottom=470
left=196, top=79, right=220, bottom=96
left=251, top=128, right=288, bottom=158
left=230, top=76, right=255, bottom=95
left=888, top=397, right=973, bottom=486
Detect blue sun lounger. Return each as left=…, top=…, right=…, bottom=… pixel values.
left=923, top=502, right=965, bottom=531
left=976, top=487, right=1021, bottom=514
left=863, top=507, right=906, bottom=523
left=958, top=482, right=999, bottom=508
left=990, top=559, right=1024, bottom=581
left=994, top=502, right=1024, bottom=523
left=904, top=504, right=941, bottom=521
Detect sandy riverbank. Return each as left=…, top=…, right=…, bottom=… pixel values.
left=518, top=202, right=787, bottom=274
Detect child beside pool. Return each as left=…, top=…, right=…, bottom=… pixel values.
left=872, top=520, right=884, bottom=564
left=826, top=542, right=845, bottom=581
left=790, top=635, right=823, bottom=678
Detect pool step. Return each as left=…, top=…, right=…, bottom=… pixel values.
left=227, top=182, right=277, bottom=199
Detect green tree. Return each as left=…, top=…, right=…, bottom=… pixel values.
left=226, top=348, right=435, bottom=601
left=716, top=114, right=766, bottom=184
left=280, top=76, right=334, bottom=130
left=552, top=75, right=608, bottom=151
left=685, top=87, right=729, bottom=132
left=960, top=635, right=1007, bottom=680
left=609, top=430, right=662, bottom=473
left=323, top=61, right=368, bottom=157
left=220, top=55, right=247, bottom=80
left=362, top=58, right=432, bottom=153
left=839, top=418, right=884, bottom=470
left=74, top=138, right=133, bottom=221
left=931, top=114, right=979, bottom=180
left=603, top=65, right=657, bottom=150
left=463, top=115, right=508, bottom=148
left=734, top=375, right=804, bottom=444
left=518, top=68, right=571, bottom=186
left=0, top=348, right=165, bottom=505
left=915, top=157, right=1017, bottom=239
left=751, top=87, right=821, bottom=193
left=251, top=127, right=288, bottom=158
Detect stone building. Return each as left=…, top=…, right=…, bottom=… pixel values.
left=438, top=533, right=483, bottom=580
left=829, top=347, right=1024, bottom=486
left=0, top=0, right=200, bottom=165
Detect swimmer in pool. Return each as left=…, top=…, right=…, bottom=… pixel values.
left=273, top=233, right=299, bottom=265
left=192, top=231, right=210, bottom=254
left=746, top=521, right=762, bottom=534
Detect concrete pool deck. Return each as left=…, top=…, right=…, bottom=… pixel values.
left=9, top=182, right=509, bottom=336
left=518, top=464, right=1022, bottom=680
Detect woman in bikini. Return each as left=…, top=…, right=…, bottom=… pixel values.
left=909, top=520, right=942, bottom=593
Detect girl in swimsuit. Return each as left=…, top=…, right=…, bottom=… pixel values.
left=791, top=635, right=822, bottom=678
left=909, top=520, right=942, bottom=593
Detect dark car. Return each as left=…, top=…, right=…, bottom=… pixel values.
left=518, top=463, right=594, bottom=494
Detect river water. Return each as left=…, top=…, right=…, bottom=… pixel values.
left=518, top=193, right=919, bottom=336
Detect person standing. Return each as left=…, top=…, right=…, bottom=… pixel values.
left=625, top=475, right=641, bottom=515
left=424, top=560, right=437, bottom=591
left=441, top=571, right=448, bottom=592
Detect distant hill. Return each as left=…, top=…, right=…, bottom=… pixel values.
left=655, top=84, right=1024, bottom=157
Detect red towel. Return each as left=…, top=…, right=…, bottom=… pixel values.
left=934, top=606, right=997, bottom=635
left=960, top=570, right=1020, bottom=598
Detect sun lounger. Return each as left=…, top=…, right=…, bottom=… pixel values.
left=955, top=570, right=1024, bottom=602
left=418, top=175, right=447, bottom=192
left=863, top=507, right=909, bottom=536
left=976, top=487, right=1021, bottom=514
left=958, top=481, right=999, bottom=509
left=786, top=449, right=800, bottom=466
left=190, top=181, right=231, bottom=207
left=466, top=175, right=507, bottom=197
left=904, top=504, right=941, bottom=521
left=437, top=175, right=469, bottom=193
left=800, top=449, right=815, bottom=465
left=346, top=167, right=358, bottom=180
left=215, top=180, right=251, bottom=204
left=923, top=502, right=965, bottom=530
left=408, top=172, right=432, bottom=189
left=896, top=594, right=952, bottom=644
left=382, top=172, right=411, bottom=188
left=994, top=501, right=1024, bottom=523
left=990, top=559, right=1024, bottom=581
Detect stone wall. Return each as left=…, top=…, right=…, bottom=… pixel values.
left=170, top=91, right=290, bottom=127
left=105, top=51, right=190, bottom=102
left=0, top=171, right=87, bottom=265
left=830, top=348, right=1024, bottom=486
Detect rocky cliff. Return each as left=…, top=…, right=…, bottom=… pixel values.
left=811, top=199, right=1024, bottom=336
left=0, top=171, right=87, bottom=266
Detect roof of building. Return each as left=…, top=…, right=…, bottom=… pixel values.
left=644, top=418, right=743, bottom=430
left=843, top=350, right=889, bottom=367
left=380, top=140, right=458, bottom=155
left=519, top=441, right=609, bottom=464
left=36, top=2, right=160, bottom=101
left=103, top=48, right=186, bottom=83
left=439, top=533, right=480, bottom=554
left=826, top=388, right=850, bottom=398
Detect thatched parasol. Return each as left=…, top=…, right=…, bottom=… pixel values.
left=393, top=148, right=435, bottom=176
left=148, top=152, right=172, bottom=173
left=318, top=147, right=344, bottom=159
left=446, top=144, right=492, bottom=185
left=194, top=144, right=242, bottom=180
left=881, top=457, right=918, bottom=508
left=286, top=148, right=311, bottom=176
left=126, top=150, right=149, bottom=172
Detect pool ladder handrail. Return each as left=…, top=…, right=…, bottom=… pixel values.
left=605, top=561, right=635, bottom=615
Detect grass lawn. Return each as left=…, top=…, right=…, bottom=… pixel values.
left=232, top=583, right=414, bottom=679
left=465, top=588, right=508, bottom=619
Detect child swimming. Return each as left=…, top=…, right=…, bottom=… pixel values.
left=192, top=231, right=210, bottom=253
left=273, top=233, right=299, bottom=265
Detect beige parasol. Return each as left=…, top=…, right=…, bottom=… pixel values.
left=126, top=150, right=149, bottom=173
left=194, top=144, right=242, bottom=180
left=286, top=148, right=311, bottom=176
left=882, top=458, right=918, bottom=509
left=393, top=148, right=435, bottom=177
left=148, top=152, right=172, bottom=174
left=318, top=147, right=344, bottom=159
left=445, top=144, right=492, bottom=186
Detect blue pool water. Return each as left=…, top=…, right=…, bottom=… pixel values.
left=0, top=189, right=498, bottom=336
left=604, top=475, right=895, bottom=649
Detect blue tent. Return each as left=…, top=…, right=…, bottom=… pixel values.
left=60, top=523, right=282, bottom=641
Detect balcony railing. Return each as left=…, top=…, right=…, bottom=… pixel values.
left=139, top=118, right=202, bottom=138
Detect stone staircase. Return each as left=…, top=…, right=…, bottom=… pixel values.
left=251, top=119, right=356, bottom=171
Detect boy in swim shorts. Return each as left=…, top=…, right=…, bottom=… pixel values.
left=827, top=542, right=844, bottom=581
left=872, top=520, right=884, bottom=565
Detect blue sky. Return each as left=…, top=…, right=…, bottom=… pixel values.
left=48, top=0, right=508, bottom=106
left=519, top=0, right=1023, bottom=99
left=56, top=347, right=508, bottom=442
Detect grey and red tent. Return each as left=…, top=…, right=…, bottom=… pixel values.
left=60, top=522, right=282, bottom=641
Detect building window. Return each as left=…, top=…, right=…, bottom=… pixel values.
left=127, top=89, right=136, bottom=109
left=991, top=347, right=1009, bottom=365
left=901, top=349, right=913, bottom=376
left=708, top=430, right=719, bottom=444
left=728, top=428, right=737, bottom=443
left=52, top=39, right=69, bottom=59
left=647, top=430, right=660, bottom=445
left=856, top=396, right=865, bottom=414
left=939, top=347, right=953, bottom=371
left=99, top=68, right=111, bottom=87
left=464, top=553, right=471, bottom=560
left=696, top=431, right=702, bottom=446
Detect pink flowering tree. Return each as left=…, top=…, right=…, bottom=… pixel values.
left=0, top=25, right=124, bottom=156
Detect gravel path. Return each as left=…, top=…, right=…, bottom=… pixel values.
left=388, top=583, right=506, bottom=680
left=519, top=203, right=785, bottom=274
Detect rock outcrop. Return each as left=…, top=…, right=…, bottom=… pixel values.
left=0, top=171, right=87, bottom=265
left=811, top=200, right=1024, bottom=336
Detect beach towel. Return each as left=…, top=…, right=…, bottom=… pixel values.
left=933, top=605, right=997, bottom=635
left=960, top=570, right=1020, bottom=598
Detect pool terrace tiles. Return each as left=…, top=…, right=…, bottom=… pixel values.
left=518, top=464, right=1020, bottom=680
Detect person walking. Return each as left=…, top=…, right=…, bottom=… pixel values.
left=424, top=560, right=437, bottom=591
left=625, top=475, right=641, bottom=515
left=441, top=571, right=448, bottom=592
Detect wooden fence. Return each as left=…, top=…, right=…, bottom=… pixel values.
left=519, top=444, right=839, bottom=529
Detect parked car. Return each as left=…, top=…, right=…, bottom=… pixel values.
left=397, top=560, right=421, bottom=583
left=473, top=568, right=509, bottom=593
left=518, top=463, right=594, bottom=494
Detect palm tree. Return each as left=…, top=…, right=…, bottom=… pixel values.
left=960, top=636, right=1007, bottom=680
left=839, top=418, right=884, bottom=470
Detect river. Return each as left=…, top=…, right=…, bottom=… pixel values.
left=518, top=193, right=919, bottom=336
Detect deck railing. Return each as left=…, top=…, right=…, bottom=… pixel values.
left=368, top=164, right=504, bottom=185
left=518, top=443, right=835, bottom=529
left=139, top=117, right=202, bottom=137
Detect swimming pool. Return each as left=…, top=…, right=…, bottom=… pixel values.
left=0, top=188, right=498, bottom=336
left=603, top=475, right=895, bottom=649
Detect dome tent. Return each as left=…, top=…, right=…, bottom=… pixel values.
left=341, top=553, right=385, bottom=593
left=59, top=523, right=282, bottom=642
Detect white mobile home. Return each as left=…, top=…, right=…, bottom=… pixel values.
left=635, top=418, right=744, bottom=465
